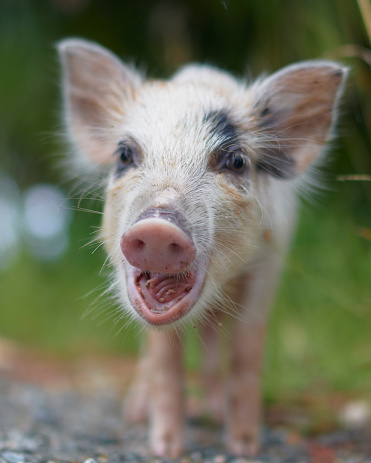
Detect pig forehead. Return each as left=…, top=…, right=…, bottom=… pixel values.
left=134, top=82, right=235, bottom=115
left=123, top=83, right=247, bottom=150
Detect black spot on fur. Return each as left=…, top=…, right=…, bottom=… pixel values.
left=256, top=106, right=296, bottom=179
left=259, top=107, right=270, bottom=118
left=204, top=110, right=246, bottom=173
left=256, top=149, right=296, bottom=179
left=204, top=109, right=295, bottom=179
left=257, top=104, right=280, bottom=130
left=203, top=109, right=239, bottom=146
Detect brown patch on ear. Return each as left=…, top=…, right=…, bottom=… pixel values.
left=59, top=39, right=143, bottom=165
left=262, top=229, right=272, bottom=242
left=254, top=62, right=348, bottom=177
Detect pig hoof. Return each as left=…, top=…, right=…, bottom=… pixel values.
left=151, top=431, right=183, bottom=458
left=226, top=434, right=259, bottom=456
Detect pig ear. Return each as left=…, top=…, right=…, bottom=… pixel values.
left=58, top=39, right=143, bottom=165
left=252, top=61, right=348, bottom=178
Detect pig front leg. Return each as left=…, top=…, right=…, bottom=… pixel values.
left=225, top=255, right=283, bottom=456
left=148, top=329, right=185, bottom=458
left=201, top=313, right=224, bottom=422
left=124, top=343, right=151, bottom=423
left=226, top=316, right=267, bottom=455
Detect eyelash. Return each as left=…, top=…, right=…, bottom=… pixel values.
left=219, top=146, right=250, bottom=174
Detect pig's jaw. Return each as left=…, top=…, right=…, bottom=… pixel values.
left=125, top=259, right=207, bottom=326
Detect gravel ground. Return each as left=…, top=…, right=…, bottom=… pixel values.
left=0, top=377, right=370, bottom=463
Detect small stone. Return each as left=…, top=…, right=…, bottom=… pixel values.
left=190, top=452, right=202, bottom=461
left=34, top=405, right=59, bottom=425
left=82, top=459, right=98, bottom=463
left=339, top=400, right=371, bottom=428
left=1, top=452, right=25, bottom=463
left=285, top=430, right=302, bottom=445
left=214, top=455, right=226, bottom=463
left=231, top=459, right=262, bottom=463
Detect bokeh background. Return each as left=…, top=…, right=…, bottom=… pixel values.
left=0, top=0, right=370, bottom=404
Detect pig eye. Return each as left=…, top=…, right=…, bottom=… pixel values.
left=224, top=148, right=248, bottom=173
left=114, top=141, right=138, bottom=177
left=117, top=143, right=134, bottom=166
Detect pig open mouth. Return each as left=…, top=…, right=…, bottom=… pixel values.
left=125, top=263, right=207, bottom=326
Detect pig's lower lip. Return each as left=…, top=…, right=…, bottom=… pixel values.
left=125, top=260, right=207, bottom=326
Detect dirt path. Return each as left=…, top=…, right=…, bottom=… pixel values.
left=0, top=340, right=370, bottom=463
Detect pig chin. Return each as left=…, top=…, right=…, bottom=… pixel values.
left=124, top=260, right=207, bottom=326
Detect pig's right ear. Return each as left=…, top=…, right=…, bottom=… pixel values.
left=58, top=39, right=143, bottom=165
left=251, top=61, right=348, bottom=179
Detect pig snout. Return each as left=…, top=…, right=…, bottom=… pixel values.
left=120, top=210, right=196, bottom=274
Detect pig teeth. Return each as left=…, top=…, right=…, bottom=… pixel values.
left=135, top=269, right=197, bottom=312
left=151, top=306, right=169, bottom=314
left=145, top=278, right=154, bottom=288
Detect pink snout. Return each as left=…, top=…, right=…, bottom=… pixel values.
left=120, top=217, right=196, bottom=274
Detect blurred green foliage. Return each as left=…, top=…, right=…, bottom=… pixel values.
left=0, top=0, right=370, bottom=399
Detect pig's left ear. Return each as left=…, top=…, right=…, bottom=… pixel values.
left=58, top=39, right=143, bottom=165
left=252, top=61, right=348, bottom=178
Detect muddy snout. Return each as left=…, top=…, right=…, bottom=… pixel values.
left=120, top=209, right=196, bottom=274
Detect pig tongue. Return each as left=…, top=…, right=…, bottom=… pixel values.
left=138, top=272, right=194, bottom=312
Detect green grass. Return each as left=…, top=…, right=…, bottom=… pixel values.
left=0, top=211, right=142, bottom=356
left=265, top=200, right=371, bottom=398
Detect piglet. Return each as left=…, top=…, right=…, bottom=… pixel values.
left=58, top=39, right=347, bottom=457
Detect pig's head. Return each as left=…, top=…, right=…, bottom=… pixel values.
left=59, top=39, right=347, bottom=327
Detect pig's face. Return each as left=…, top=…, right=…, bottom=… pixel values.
left=101, top=82, right=263, bottom=326
left=59, top=39, right=347, bottom=327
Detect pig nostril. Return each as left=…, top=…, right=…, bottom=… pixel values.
left=169, top=243, right=181, bottom=254
left=133, top=239, right=145, bottom=251
left=121, top=216, right=196, bottom=273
